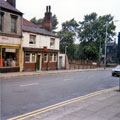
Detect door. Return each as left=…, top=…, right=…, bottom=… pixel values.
left=37, top=55, right=41, bottom=70
left=58, top=57, right=62, bottom=69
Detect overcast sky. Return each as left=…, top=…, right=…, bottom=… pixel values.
left=17, top=0, right=120, bottom=36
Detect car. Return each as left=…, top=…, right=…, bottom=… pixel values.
left=112, top=65, right=120, bottom=77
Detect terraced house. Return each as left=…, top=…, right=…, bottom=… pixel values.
left=22, top=6, right=60, bottom=71
left=0, top=0, right=23, bottom=73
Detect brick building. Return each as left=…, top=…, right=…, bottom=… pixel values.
left=22, top=6, right=60, bottom=71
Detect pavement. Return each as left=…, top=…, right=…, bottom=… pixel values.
left=0, top=68, right=109, bottom=79
left=8, top=86, right=120, bottom=120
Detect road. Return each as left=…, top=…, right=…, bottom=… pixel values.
left=0, top=70, right=118, bottom=120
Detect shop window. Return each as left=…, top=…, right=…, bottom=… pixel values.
left=29, top=35, right=36, bottom=44
left=25, top=53, right=30, bottom=62
left=50, top=38, right=55, bottom=48
left=1, top=48, right=19, bottom=67
left=11, top=16, right=17, bottom=33
left=54, top=54, right=57, bottom=62
left=50, top=54, right=53, bottom=62
left=32, top=53, right=35, bottom=62
left=44, top=54, right=48, bottom=62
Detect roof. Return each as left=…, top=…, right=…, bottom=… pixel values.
left=0, top=0, right=22, bottom=14
left=23, top=18, right=58, bottom=37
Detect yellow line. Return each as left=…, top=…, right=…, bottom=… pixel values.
left=8, top=86, right=118, bottom=120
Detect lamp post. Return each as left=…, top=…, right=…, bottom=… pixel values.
left=104, top=20, right=119, bottom=70
left=65, top=46, right=68, bottom=69
left=104, top=22, right=108, bottom=70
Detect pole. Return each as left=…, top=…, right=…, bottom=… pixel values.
left=104, top=22, right=108, bottom=70
left=119, top=77, right=120, bottom=91
left=65, top=46, right=68, bottom=70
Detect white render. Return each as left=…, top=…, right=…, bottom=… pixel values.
left=22, top=32, right=60, bottom=50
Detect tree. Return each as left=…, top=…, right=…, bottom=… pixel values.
left=58, top=19, right=79, bottom=60
left=30, top=17, right=38, bottom=24
left=30, top=14, right=58, bottom=31
left=78, top=13, right=116, bottom=60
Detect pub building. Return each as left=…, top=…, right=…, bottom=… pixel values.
left=0, top=0, right=23, bottom=73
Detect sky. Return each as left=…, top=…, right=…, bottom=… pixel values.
left=17, top=0, right=120, bottom=37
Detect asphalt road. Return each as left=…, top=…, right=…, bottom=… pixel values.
left=0, top=70, right=118, bottom=120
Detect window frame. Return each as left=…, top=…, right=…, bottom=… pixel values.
left=29, top=35, right=36, bottom=45
left=25, top=53, right=36, bottom=63
left=25, top=53, right=30, bottom=63
left=43, top=54, right=48, bottom=62
left=50, top=38, right=55, bottom=48
left=0, top=12, right=4, bottom=32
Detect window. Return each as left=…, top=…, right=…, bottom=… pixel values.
left=25, top=53, right=30, bottom=62
left=25, top=53, right=36, bottom=63
left=11, top=17, right=17, bottom=33
left=50, top=54, right=53, bottom=62
left=49, top=54, right=57, bottom=62
left=50, top=38, right=55, bottom=48
left=0, top=12, right=4, bottom=32
left=32, top=53, right=35, bottom=62
left=54, top=54, right=57, bottom=62
left=29, top=35, right=36, bottom=44
left=44, top=54, right=48, bottom=62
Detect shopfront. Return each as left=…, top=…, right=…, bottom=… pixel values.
left=0, top=46, right=21, bottom=73
left=0, top=34, right=22, bottom=72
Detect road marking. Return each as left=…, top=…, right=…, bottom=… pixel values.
left=20, top=83, right=39, bottom=87
left=8, top=86, right=118, bottom=120
left=64, top=78, right=72, bottom=81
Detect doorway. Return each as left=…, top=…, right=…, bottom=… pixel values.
left=37, top=54, right=42, bottom=70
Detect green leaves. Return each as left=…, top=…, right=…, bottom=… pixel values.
left=78, top=13, right=116, bottom=60
left=30, top=14, right=58, bottom=31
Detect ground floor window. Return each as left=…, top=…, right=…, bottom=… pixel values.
left=49, top=53, right=57, bottom=62
left=0, top=48, right=19, bottom=67
left=25, top=52, right=36, bottom=63
left=43, top=54, right=48, bottom=62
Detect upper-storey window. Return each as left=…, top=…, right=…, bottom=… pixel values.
left=11, top=15, right=17, bottom=33
left=50, top=38, right=55, bottom=48
left=29, top=35, right=36, bottom=44
left=0, top=12, right=4, bottom=32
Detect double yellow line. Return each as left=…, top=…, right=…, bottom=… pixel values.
left=8, top=86, right=118, bottom=120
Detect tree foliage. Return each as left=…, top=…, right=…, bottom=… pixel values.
left=58, top=19, right=79, bottom=60
left=78, top=13, right=116, bottom=60
left=30, top=14, right=58, bottom=31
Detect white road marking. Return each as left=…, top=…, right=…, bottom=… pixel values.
left=20, top=83, right=39, bottom=87
left=64, top=79, right=72, bottom=81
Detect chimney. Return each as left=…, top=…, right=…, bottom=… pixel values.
left=42, top=6, right=52, bottom=31
left=7, top=0, right=16, bottom=8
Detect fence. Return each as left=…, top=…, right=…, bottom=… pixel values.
left=68, top=60, right=104, bottom=69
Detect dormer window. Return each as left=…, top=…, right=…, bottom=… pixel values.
left=29, top=35, right=36, bottom=44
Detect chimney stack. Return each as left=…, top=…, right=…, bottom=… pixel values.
left=42, top=6, right=52, bottom=31
left=7, top=0, right=16, bottom=8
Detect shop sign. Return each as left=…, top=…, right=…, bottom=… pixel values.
left=6, top=48, right=16, bottom=53
left=2, top=37, right=9, bottom=40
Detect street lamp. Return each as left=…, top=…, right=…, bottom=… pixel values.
left=104, top=20, right=119, bottom=69
left=65, top=46, right=68, bottom=69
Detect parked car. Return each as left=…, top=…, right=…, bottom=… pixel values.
left=112, top=65, right=120, bottom=77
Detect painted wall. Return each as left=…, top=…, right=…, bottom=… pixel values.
left=22, top=32, right=60, bottom=50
